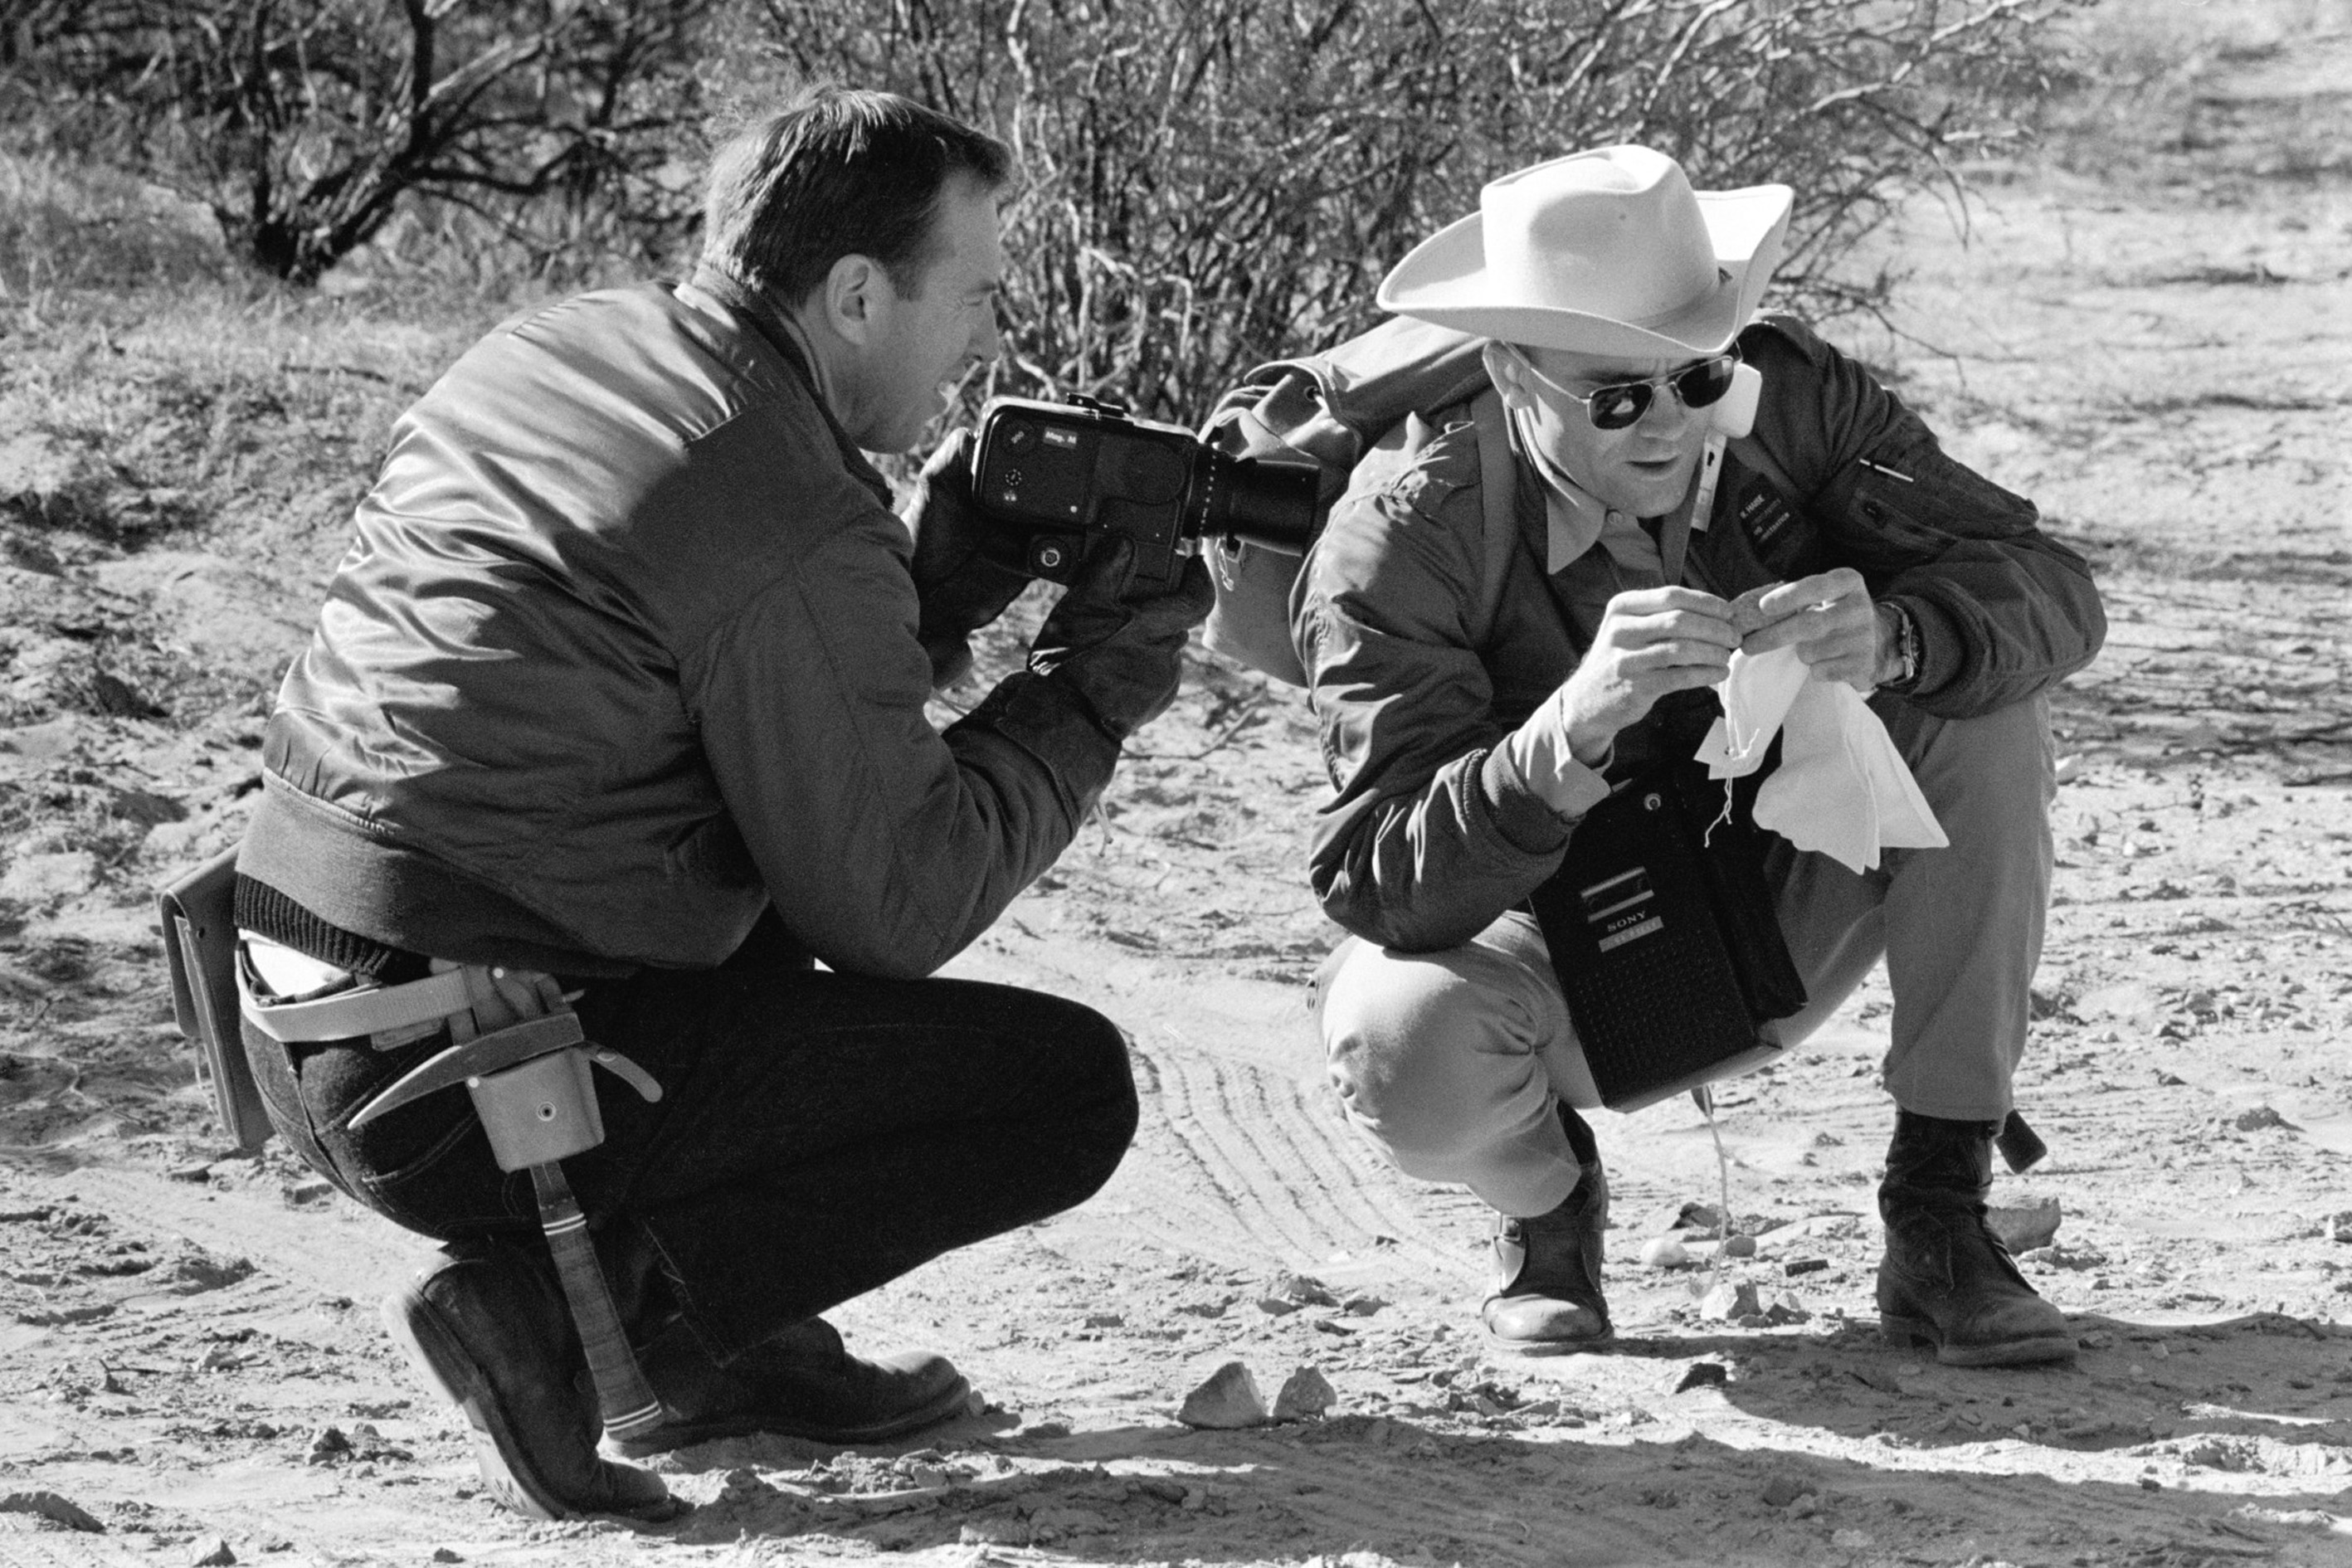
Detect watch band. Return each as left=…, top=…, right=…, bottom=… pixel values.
left=1885, top=601, right=1921, bottom=690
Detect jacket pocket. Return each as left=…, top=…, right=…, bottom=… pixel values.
left=1815, top=421, right=2040, bottom=569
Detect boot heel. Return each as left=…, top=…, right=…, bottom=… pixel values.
left=1877, top=1312, right=1937, bottom=1350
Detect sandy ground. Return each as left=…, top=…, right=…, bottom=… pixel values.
left=1, top=3, right=2348, bottom=1564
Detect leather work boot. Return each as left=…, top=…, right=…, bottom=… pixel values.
left=1482, top=1152, right=1612, bottom=1352
left=616, top=1314, right=971, bottom=1458
left=383, top=1239, right=679, bottom=1522
left=1877, top=1110, right=2076, bottom=1367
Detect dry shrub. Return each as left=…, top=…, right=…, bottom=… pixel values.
left=7, top=0, right=2080, bottom=424
left=750, top=0, right=2081, bottom=422
left=5, top=0, right=717, bottom=285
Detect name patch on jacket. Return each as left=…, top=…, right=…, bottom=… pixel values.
left=1733, top=475, right=1804, bottom=571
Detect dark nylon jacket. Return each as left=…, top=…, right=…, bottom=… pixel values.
left=240, top=275, right=1119, bottom=980
left=1295, top=314, right=2106, bottom=954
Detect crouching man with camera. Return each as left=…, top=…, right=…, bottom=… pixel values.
left=231, top=85, right=1209, bottom=1520
left=1296, top=148, right=2103, bottom=1366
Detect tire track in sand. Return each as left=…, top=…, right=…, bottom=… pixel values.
left=1120, top=1032, right=1478, bottom=1289
left=952, top=929, right=1483, bottom=1290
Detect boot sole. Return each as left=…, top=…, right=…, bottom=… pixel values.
left=609, top=1372, right=973, bottom=1458
left=383, top=1285, right=682, bottom=1522
left=1879, top=1312, right=2077, bottom=1367
left=1481, top=1321, right=1615, bottom=1358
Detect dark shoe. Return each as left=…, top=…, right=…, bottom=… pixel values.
left=383, top=1239, right=680, bottom=1522
left=1877, top=1110, right=2075, bottom=1367
left=616, top=1315, right=972, bottom=1457
left=1482, top=1158, right=1612, bottom=1351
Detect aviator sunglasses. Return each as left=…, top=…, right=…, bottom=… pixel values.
left=1507, top=344, right=1741, bottom=431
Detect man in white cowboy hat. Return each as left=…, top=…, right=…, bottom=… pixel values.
left=1294, top=145, right=2105, bottom=1363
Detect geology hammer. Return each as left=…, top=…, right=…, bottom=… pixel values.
left=352, top=1009, right=669, bottom=1446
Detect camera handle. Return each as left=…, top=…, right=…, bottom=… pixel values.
left=351, top=1012, right=670, bottom=1445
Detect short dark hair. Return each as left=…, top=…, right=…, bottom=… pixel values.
left=700, top=85, right=1012, bottom=305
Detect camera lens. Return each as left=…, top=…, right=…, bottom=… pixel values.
left=1205, top=448, right=1318, bottom=555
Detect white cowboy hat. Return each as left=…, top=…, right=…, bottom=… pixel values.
left=1378, top=145, right=1794, bottom=359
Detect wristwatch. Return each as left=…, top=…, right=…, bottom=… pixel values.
left=1881, top=601, right=1921, bottom=690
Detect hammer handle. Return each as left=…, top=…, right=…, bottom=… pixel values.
left=528, top=1162, right=666, bottom=1442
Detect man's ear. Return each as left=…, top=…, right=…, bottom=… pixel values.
left=1483, top=340, right=1536, bottom=412
left=818, top=252, right=889, bottom=346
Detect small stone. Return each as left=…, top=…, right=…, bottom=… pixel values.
left=1831, top=1529, right=1874, bottom=1550
left=1788, top=1494, right=1819, bottom=1519
left=431, top=1551, right=464, bottom=1565
left=1698, top=1282, right=1761, bottom=1322
left=1177, top=1361, right=1267, bottom=1429
left=307, top=1426, right=351, bottom=1463
left=1987, top=1195, right=2062, bottom=1253
left=1081, top=1312, right=1123, bottom=1328
left=1264, top=1272, right=1338, bottom=1307
left=1719, top=1234, right=1757, bottom=1259
left=1639, top=1236, right=1691, bottom=1269
left=1784, top=1257, right=1829, bottom=1277
left=1673, top=1201, right=1728, bottom=1233
left=1339, top=1293, right=1386, bottom=1317
left=1760, top=1474, right=1805, bottom=1507
left=2234, top=1105, right=2292, bottom=1132
left=1019, top=1419, right=1069, bottom=1439
left=1272, top=1366, right=1336, bottom=1420
left=1254, top=1296, right=1300, bottom=1316
left=1673, top=1361, right=1728, bottom=1394
left=189, top=1538, right=236, bottom=1567
left=168, top=1162, right=217, bottom=1184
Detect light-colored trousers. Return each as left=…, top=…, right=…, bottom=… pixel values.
left=1318, top=694, right=2054, bottom=1219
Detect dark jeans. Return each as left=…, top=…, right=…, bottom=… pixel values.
left=242, top=917, right=1139, bottom=1360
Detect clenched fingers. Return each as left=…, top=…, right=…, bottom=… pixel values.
left=1600, top=587, right=1741, bottom=658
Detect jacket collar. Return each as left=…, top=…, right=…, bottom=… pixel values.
left=683, top=265, right=893, bottom=504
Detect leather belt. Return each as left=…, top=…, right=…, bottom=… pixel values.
left=238, top=965, right=473, bottom=1045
